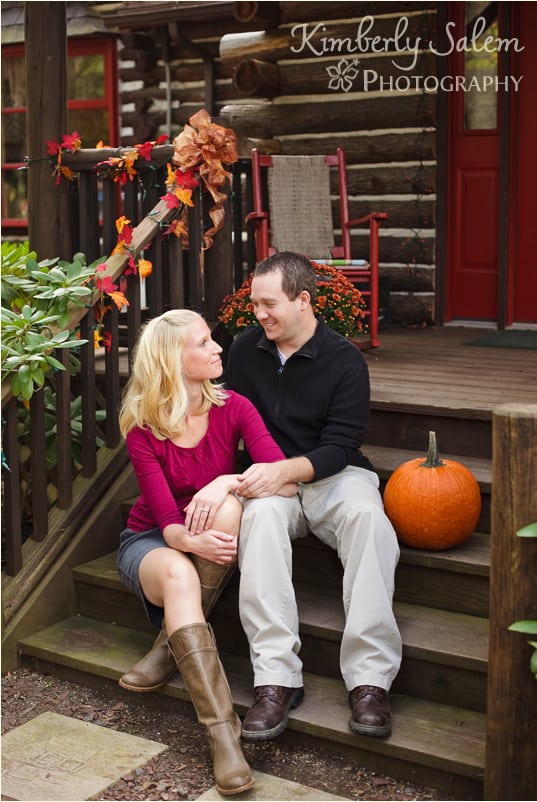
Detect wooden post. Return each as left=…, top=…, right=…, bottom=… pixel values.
left=485, top=403, right=537, bottom=800
left=205, top=186, right=234, bottom=324
left=25, top=2, right=72, bottom=260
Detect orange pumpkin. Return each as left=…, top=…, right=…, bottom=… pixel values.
left=383, top=431, right=481, bottom=550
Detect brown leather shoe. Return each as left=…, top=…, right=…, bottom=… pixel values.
left=348, top=685, right=392, bottom=738
left=242, top=685, right=304, bottom=741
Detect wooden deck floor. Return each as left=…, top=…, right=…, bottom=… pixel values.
left=107, top=324, right=536, bottom=420
left=364, top=326, right=537, bottom=418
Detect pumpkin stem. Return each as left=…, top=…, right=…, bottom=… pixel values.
left=420, top=430, right=445, bottom=468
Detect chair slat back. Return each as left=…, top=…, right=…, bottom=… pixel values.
left=267, top=155, right=335, bottom=258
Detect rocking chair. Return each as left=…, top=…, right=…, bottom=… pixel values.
left=246, top=147, right=388, bottom=348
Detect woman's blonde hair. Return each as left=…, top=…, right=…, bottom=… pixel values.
left=119, top=309, right=227, bottom=440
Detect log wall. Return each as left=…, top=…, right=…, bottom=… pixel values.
left=115, top=1, right=439, bottom=325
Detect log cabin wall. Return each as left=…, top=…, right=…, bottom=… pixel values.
left=110, top=1, right=440, bottom=326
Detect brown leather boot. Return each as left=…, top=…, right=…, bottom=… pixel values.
left=190, top=555, right=236, bottom=618
left=168, top=623, right=254, bottom=796
left=119, top=624, right=176, bottom=692
left=348, top=685, right=392, bottom=738
left=119, top=560, right=235, bottom=692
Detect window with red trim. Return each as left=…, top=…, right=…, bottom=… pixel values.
left=1, top=37, right=118, bottom=230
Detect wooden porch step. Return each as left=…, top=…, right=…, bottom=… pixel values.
left=17, top=615, right=485, bottom=798
left=362, top=444, right=491, bottom=489
left=73, top=549, right=488, bottom=712
left=366, top=402, right=493, bottom=460
left=290, top=531, right=490, bottom=617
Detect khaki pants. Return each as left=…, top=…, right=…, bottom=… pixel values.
left=238, top=466, right=402, bottom=691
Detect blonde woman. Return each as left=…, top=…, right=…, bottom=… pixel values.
left=117, top=309, right=295, bottom=796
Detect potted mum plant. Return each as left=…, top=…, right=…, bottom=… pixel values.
left=219, top=261, right=367, bottom=339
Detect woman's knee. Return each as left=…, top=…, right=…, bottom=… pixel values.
left=140, top=550, right=199, bottom=601
left=212, top=493, right=242, bottom=536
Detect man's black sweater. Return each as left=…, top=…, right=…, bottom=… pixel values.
left=224, top=317, right=374, bottom=481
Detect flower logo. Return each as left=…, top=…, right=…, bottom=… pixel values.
left=326, top=59, right=360, bottom=93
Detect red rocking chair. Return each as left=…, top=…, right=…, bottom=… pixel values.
left=246, top=147, right=388, bottom=348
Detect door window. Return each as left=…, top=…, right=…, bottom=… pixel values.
left=464, top=1, right=499, bottom=130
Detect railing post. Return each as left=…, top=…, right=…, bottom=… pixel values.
left=485, top=403, right=537, bottom=800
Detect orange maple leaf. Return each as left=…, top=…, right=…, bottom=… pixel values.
left=138, top=259, right=152, bottom=280
left=115, top=215, right=131, bottom=234
left=108, top=290, right=129, bottom=310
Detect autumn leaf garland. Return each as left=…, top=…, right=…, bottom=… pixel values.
left=44, top=111, right=239, bottom=350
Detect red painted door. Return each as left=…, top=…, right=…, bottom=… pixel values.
left=446, top=3, right=500, bottom=322
left=509, top=4, right=537, bottom=325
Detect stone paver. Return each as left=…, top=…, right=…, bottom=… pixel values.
left=197, top=770, right=350, bottom=801
left=1, top=711, right=167, bottom=801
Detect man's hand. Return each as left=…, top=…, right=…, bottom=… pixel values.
left=236, top=462, right=287, bottom=498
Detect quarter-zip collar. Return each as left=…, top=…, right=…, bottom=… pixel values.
left=256, top=315, right=327, bottom=361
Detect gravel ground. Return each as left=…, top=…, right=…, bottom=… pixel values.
left=1, top=668, right=470, bottom=801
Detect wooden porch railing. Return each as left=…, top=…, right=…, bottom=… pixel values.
left=2, top=150, right=254, bottom=595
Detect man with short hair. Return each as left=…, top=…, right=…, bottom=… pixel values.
left=226, top=251, right=402, bottom=741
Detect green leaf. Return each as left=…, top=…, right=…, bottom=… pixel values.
left=10, top=373, right=20, bottom=397
left=530, top=651, right=537, bottom=677
left=45, top=355, right=67, bottom=371
left=509, top=621, right=537, bottom=634
left=19, top=370, right=35, bottom=400
left=516, top=522, right=537, bottom=538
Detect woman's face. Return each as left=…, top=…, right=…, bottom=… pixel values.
left=181, top=319, right=223, bottom=383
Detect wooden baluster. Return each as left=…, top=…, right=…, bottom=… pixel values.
left=55, top=348, right=72, bottom=509
left=103, top=304, right=121, bottom=448
left=102, top=177, right=119, bottom=255
left=79, top=311, right=97, bottom=477
left=29, top=388, right=48, bottom=541
left=78, top=171, right=100, bottom=263
left=188, top=185, right=204, bottom=314
left=167, top=235, right=186, bottom=311
left=141, top=167, right=165, bottom=317
left=3, top=396, right=22, bottom=576
left=126, top=270, right=142, bottom=372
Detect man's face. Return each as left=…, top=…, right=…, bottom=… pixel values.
left=250, top=269, right=306, bottom=344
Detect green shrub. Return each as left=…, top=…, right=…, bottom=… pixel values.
left=1, top=242, right=101, bottom=399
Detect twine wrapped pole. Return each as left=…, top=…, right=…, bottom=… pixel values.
left=485, top=403, right=537, bottom=799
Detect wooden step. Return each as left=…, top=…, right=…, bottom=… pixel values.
left=17, top=615, right=485, bottom=798
left=292, top=531, right=490, bottom=616
left=366, top=402, right=492, bottom=460
left=73, top=550, right=488, bottom=712
left=210, top=583, right=488, bottom=714
left=362, top=444, right=491, bottom=489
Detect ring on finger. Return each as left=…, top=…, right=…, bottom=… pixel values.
left=201, top=507, right=210, bottom=513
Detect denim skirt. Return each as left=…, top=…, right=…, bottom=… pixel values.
left=117, top=527, right=167, bottom=629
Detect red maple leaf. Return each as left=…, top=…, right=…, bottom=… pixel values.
left=95, top=274, right=118, bottom=294
left=160, top=192, right=181, bottom=209
left=136, top=141, right=154, bottom=161
left=175, top=168, right=199, bottom=190
left=61, top=131, right=82, bottom=151
left=46, top=140, right=60, bottom=156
